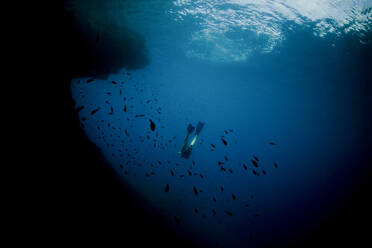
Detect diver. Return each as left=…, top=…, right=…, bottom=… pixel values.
left=178, top=122, right=205, bottom=158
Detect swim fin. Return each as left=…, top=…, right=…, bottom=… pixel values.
left=187, top=124, right=195, bottom=134
left=195, top=122, right=205, bottom=135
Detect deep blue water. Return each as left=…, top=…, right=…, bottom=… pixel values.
left=68, top=0, right=371, bottom=247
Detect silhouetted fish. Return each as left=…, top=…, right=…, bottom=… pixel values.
left=213, top=197, right=216, bottom=203
left=109, top=106, right=114, bottom=115
left=194, top=208, right=199, bottom=213
left=165, top=184, right=169, bottom=192
left=124, top=129, right=130, bottom=136
left=90, top=107, right=100, bottom=115
left=274, top=162, right=278, bottom=168
left=251, top=160, right=259, bottom=168
left=228, top=169, right=233, bottom=173
left=188, top=170, right=192, bottom=176
left=218, top=161, right=224, bottom=165
left=262, top=170, right=267, bottom=175
left=220, top=186, right=224, bottom=192
left=211, top=144, right=216, bottom=148
left=86, top=78, right=94, bottom=83
left=224, top=155, right=228, bottom=161
left=225, top=211, right=232, bottom=216
left=252, top=169, right=257, bottom=176
left=150, top=119, right=156, bottom=131
left=253, top=155, right=259, bottom=162
left=111, top=81, right=117, bottom=84
left=243, top=164, right=247, bottom=170
left=221, top=137, right=227, bottom=146
left=123, top=105, right=127, bottom=112
left=193, top=186, right=198, bottom=196
left=170, top=170, right=174, bottom=176
left=232, top=194, right=236, bottom=200
left=269, top=142, right=276, bottom=145
left=75, top=106, right=84, bottom=113
left=135, top=114, right=145, bottom=118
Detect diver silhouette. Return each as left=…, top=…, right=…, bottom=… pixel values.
left=179, top=122, right=205, bottom=158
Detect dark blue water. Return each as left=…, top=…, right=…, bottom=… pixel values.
left=67, top=0, right=371, bottom=247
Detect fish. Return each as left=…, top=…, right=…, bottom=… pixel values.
left=220, top=186, right=224, bottom=192
left=106, top=92, right=112, bottom=95
left=262, top=170, right=267, bottom=175
left=90, top=107, right=100, bottom=115
left=75, top=106, right=84, bottom=113
left=188, top=170, right=192, bottom=176
left=269, top=141, right=276, bottom=145
left=111, top=81, right=117, bottom=84
left=212, top=197, right=216, bottom=203
left=194, top=208, right=199, bottom=213
left=123, top=105, right=127, bottom=112
left=253, top=155, right=259, bottom=162
left=149, top=119, right=156, bottom=131
left=165, top=184, right=169, bottom=192
left=225, top=211, right=232, bottom=216
left=211, top=144, right=216, bottom=148
left=252, top=169, right=257, bottom=176
left=220, top=166, right=226, bottom=172
left=170, top=170, right=174, bottom=176
left=251, top=160, right=259, bottom=168
left=224, top=155, right=229, bottom=161
left=274, top=162, right=278, bottom=168
left=124, top=129, right=130, bottom=136
left=135, top=114, right=145, bottom=118
left=228, top=169, right=233, bottom=173
left=218, top=161, right=224, bottom=165
left=232, top=194, right=236, bottom=200
left=179, top=174, right=185, bottom=178
left=243, top=164, right=247, bottom=170
left=221, top=137, right=227, bottom=146
left=193, top=186, right=198, bottom=196
left=109, top=106, right=114, bottom=115
left=86, top=78, right=94, bottom=83
left=212, top=209, right=216, bottom=216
